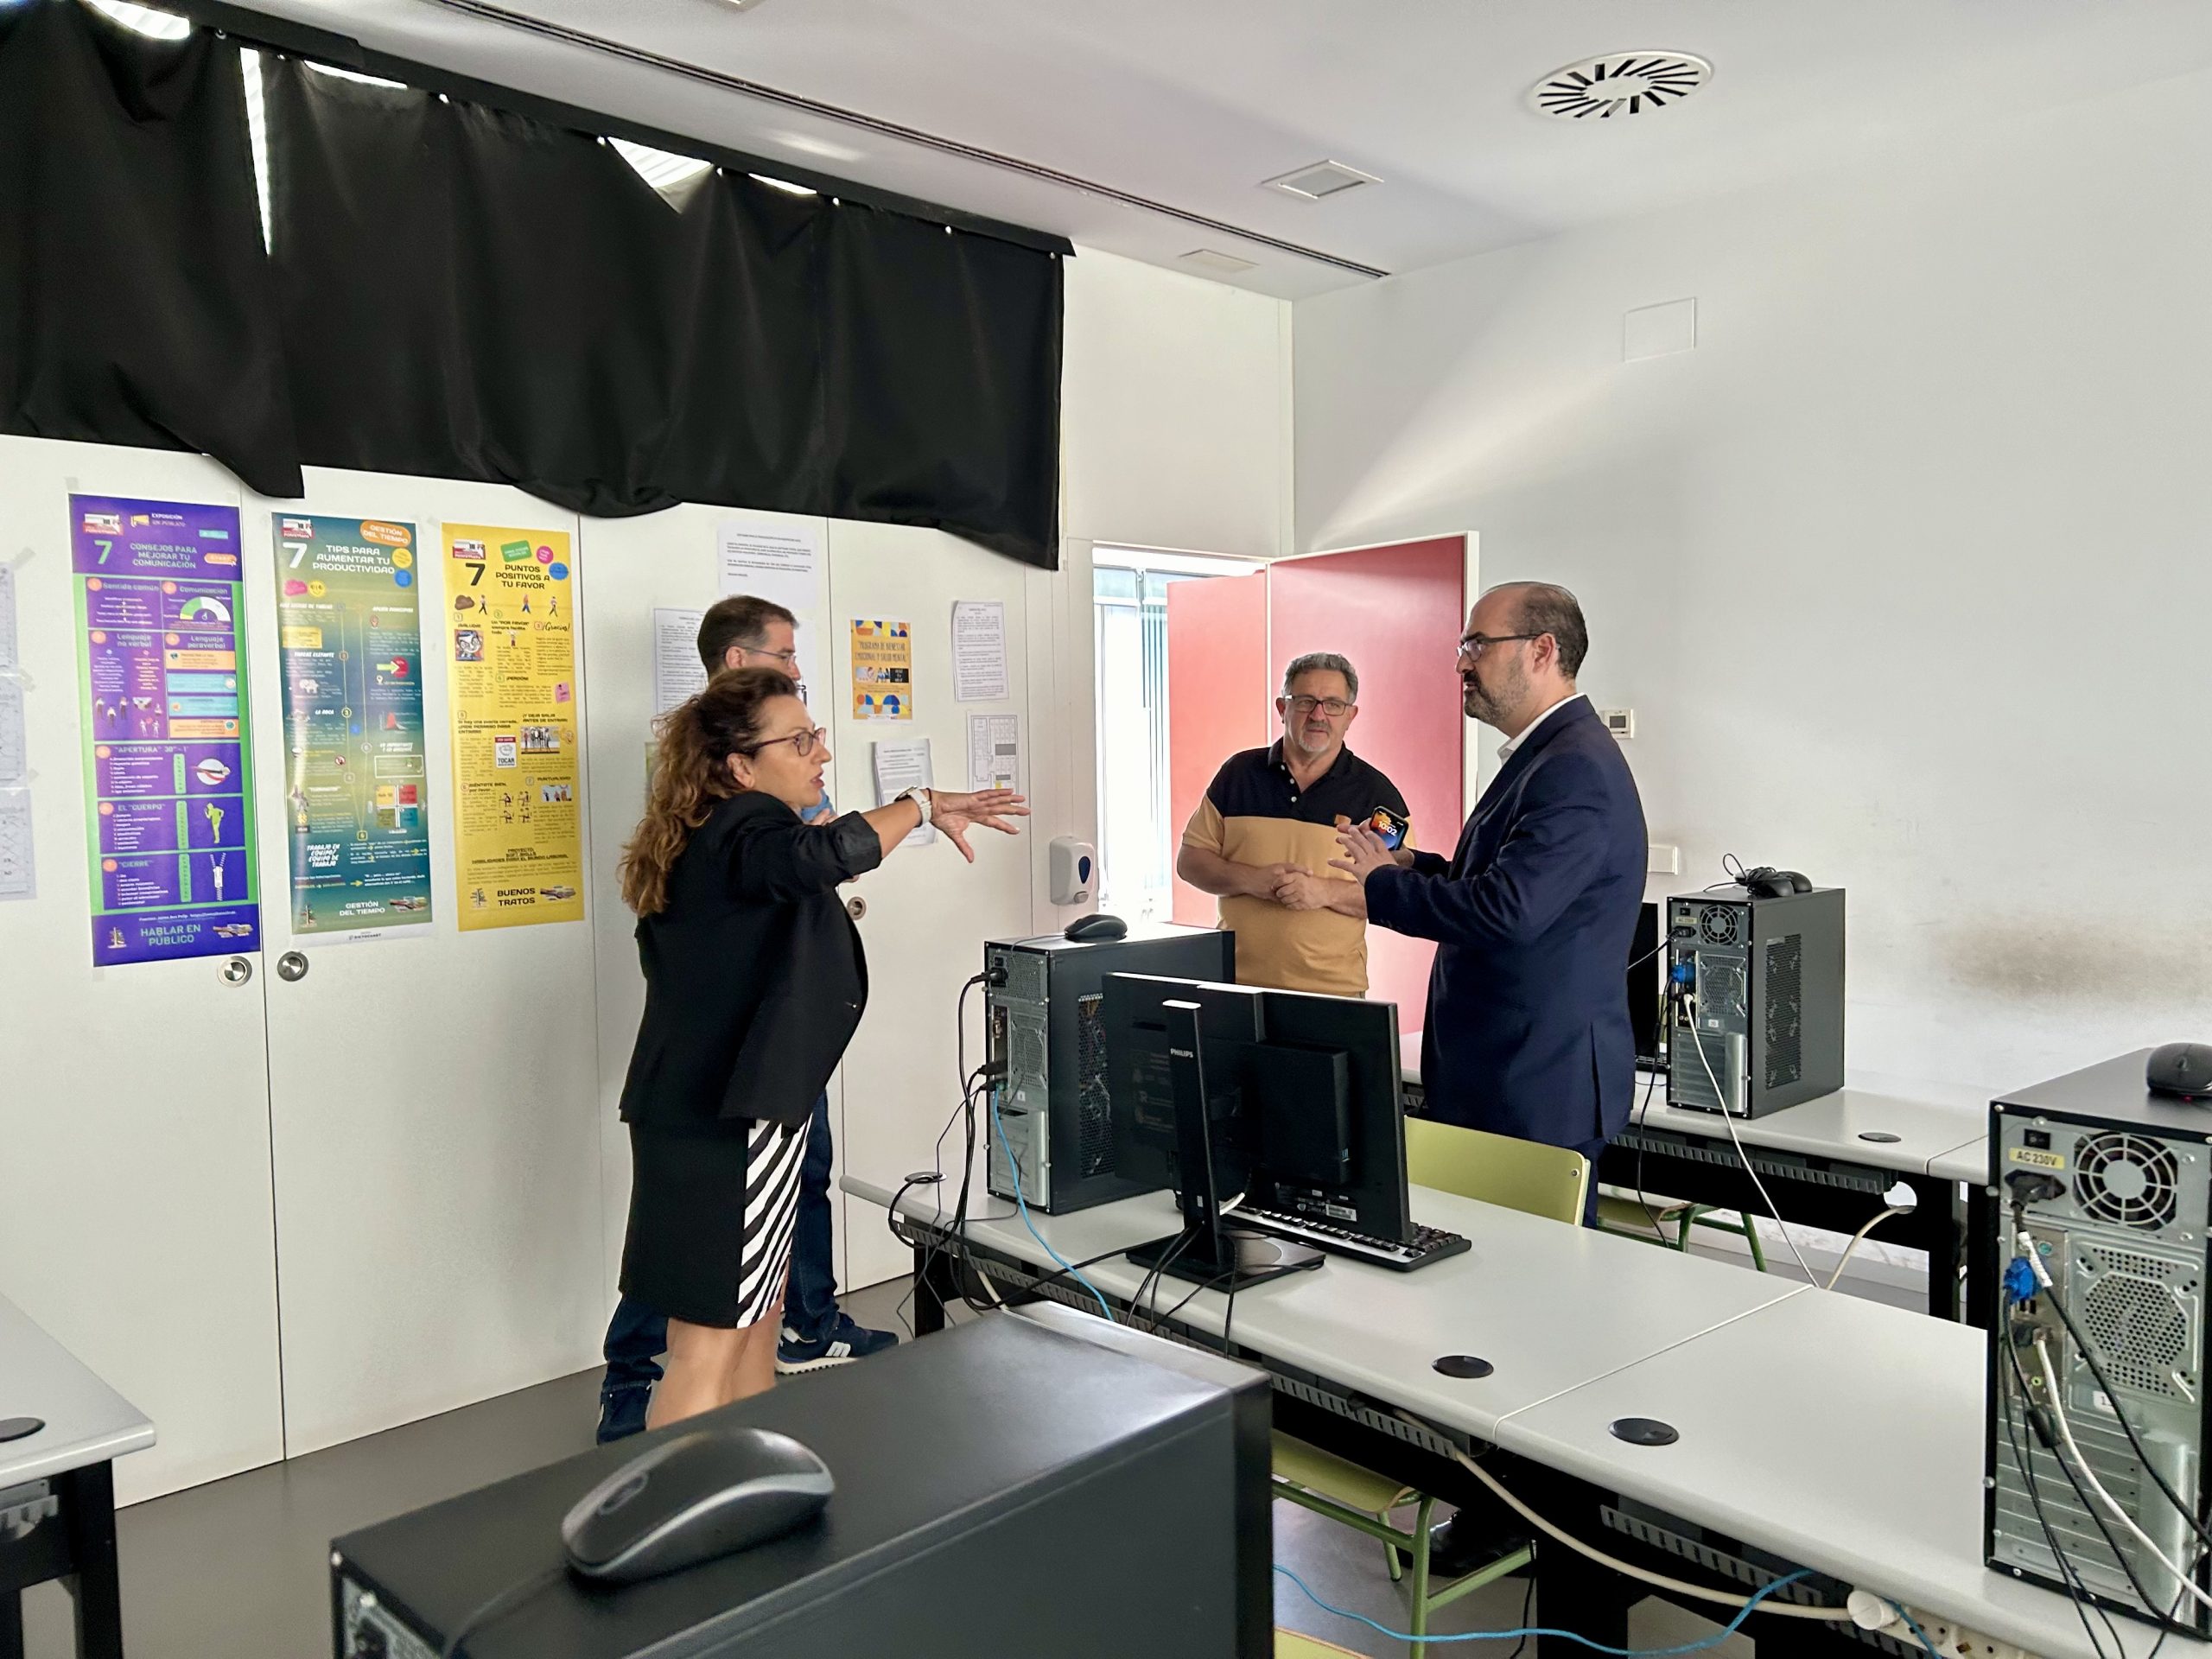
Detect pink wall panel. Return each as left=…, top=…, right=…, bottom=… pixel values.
left=1269, top=537, right=1466, bottom=1026
left=1166, top=572, right=1271, bottom=926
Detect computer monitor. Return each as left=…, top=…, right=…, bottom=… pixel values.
left=1103, top=974, right=1410, bottom=1290
left=1630, top=899, right=1667, bottom=1071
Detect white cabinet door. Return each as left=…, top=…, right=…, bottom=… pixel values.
left=825, top=524, right=1039, bottom=1289
left=0, top=439, right=284, bottom=1503
left=244, top=473, right=606, bottom=1456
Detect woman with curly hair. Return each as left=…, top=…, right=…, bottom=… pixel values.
left=616, top=666, right=1026, bottom=1425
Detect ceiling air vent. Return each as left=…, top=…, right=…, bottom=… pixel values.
left=1179, top=249, right=1257, bottom=275
left=1261, top=160, right=1381, bottom=202
left=1530, top=52, right=1713, bottom=120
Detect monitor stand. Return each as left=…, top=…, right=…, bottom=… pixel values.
left=1125, top=1000, right=1323, bottom=1294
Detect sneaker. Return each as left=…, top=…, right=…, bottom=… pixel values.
left=776, top=1312, right=899, bottom=1375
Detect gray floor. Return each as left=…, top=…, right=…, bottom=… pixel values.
left=22, top=1255, right=1916, bottom=1658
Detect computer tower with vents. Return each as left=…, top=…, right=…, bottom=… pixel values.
left=1986, top=1053, right=2212, bottom=1634
left=985, top=925, right=1233, bottom=1213
left=1663, top=887, right=1844, bottom=1117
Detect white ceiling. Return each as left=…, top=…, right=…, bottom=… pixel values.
left=244, top=0, right=2212, bottom=297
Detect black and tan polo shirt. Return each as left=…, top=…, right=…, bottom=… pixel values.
left=1181, top=741, right=1411, bottom=997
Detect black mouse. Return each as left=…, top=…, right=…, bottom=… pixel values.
left=1740, top=868, right=1811, bottom=899
left=2149, top=1043, right=2212, bottom=1101
left=1064, top=912, right=1128, bottom=943
left=562, top=1426, right=832, bottom=1584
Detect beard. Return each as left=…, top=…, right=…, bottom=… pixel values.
left=1462, top=658, right=1527, bottom=728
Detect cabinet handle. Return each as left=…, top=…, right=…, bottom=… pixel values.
left=276, top=951, right=310, bottom=982
left=220, top=957, right=254, bottom=986
left=846, top=896, right=868, bottom=921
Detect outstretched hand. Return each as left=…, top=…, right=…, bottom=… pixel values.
left=1329, top=824, right=1398, bottom=883
left=933, top=789, right=1031, bottom=864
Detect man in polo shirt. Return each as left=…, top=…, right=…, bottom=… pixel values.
left=1177, top=653, right=1410, bottom=997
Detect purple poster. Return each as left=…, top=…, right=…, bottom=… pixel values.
left=72, top=495, right=261, bottom=964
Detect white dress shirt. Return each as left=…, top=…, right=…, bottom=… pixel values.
left=1497, top=692, right=1586, bottom=763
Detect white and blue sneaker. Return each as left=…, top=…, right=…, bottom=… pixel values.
left=776, top=1313, right=899, bottom=1375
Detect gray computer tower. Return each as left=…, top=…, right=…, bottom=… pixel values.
left=1985, top=1055, right=2212, bottom=1634
left=1664, top=887, right=1844, bottom=1117
left=333, top=1304, right=1274, bottom=1658
left=985, top=924, right=1233, bottom=1212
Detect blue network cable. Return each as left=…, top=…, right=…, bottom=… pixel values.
left=986, top=1084, right=1116, bottom=1321
left=1273, top=1563, right=1820, bottom=1655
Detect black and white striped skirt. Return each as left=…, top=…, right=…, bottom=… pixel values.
left=620, top=1116, right=811, bottom=1330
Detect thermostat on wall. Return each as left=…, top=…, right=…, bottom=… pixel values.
left=1601, top=709, right=1636, bottom=740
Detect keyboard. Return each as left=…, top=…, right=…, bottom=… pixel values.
left=1238, top=1205, right=1471, bottom=1272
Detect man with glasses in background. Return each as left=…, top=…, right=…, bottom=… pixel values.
left=1178, top=652, right=1412, bottom=997
left=597, top=594, right=898, bottom=1443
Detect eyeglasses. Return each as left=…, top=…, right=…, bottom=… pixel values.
left=1283, top=696, right=1355, bottom=719
left=1456, top=632, right=1541, bottom=661
left=743, top=726, right=830, bottom=760
left=736, top=645, right=801, bottom=671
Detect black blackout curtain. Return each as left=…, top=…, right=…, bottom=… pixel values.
left=0, top=0, right=1065, bottom=568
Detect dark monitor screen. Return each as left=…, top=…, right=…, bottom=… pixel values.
left=1630, top=899, right=1666, bottom=1071
left=1103, top=974, right=1413, bottom=1245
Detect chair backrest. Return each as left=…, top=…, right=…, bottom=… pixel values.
left=1405, top=1117, right=1589, bottom=1225
left=1276, top=1631, right=1370, bottom=1659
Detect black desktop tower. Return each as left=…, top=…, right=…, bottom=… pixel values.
left=985, top=924, right=1233, bottom=1212
left=332, top=1305, right=1274, bottom=1659
left=1664, top=887, right=1844, bottom=1118
left=1985, top=1054, right=2212, bottom=1633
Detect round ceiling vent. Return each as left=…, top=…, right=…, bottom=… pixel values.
left=1530, top=52, right=1713, bottom=120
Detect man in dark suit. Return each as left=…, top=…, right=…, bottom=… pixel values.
left=1333, top=578, right=1646, bottom=1580
left=1338, top=581, right=1646, bottom=1192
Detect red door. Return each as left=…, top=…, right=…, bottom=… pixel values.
left=1165, top=571, right=1270, bottom=925
left=1270, top=537, right=1467, bottom=1025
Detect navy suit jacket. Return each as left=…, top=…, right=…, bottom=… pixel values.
left=1364, top=697, right=1648, bottom=1149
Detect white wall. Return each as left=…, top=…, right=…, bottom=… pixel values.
left=1294, top=74, right=2212, bottom=1094
left=1063, top=247, right=1292, bottom=560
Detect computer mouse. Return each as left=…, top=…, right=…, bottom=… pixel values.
left=561, top=1426, right=833, bottom=1585
left=1064, top=912, right=1128, bottom=943
left=2148, top=1042, right=2212, bottom=1101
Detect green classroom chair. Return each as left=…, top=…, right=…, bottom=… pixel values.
left=1276, top=1630, right=1370, bottom=1657
left=1594, top=1191, right=1767, bottom=1270
left=1270, top=1121, right=1586, bottom=1648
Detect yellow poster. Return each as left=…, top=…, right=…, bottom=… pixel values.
left=851, top=619, right=913, bottom=721
left=444, top=524, right=584, bottom=930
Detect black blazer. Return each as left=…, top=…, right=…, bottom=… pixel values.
left=1364, top=698, right=1648, bottom=1148
left=619, top=791, right=884, bottom=1131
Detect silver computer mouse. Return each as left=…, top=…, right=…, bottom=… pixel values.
left=561, top=1425, right=833, bottom=1584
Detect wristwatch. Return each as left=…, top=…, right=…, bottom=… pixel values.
left=897, top=786, right=935, bottom=826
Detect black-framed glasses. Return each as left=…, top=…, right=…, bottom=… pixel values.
left=743, top=726, right=829, bottom=760
left=1282, top=695, right=1355, bottom=718
left=736, top=645, right=802, bottom=671
left=1457, top=632, right=1541, bottom=661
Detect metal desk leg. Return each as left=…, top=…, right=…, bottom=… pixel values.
left=60, top=1462, right=123, bottom=1659
left=912, top=1238, right=953, bottom=1337
left=1964, top=1179, right=1996, bottom=1330
left=1916, top=1173, right=1964, bottom=1322
left=1, top=1589, right=23, bottom=1659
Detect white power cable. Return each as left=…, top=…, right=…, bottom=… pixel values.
left=1690, top=1025, right=1819, bottom=1287
left=1823, top=1206, right=1910, bottom=1292
left=2033, top=1338, right=2212, bottom=1615
left=1404, top=1412, right=1857, bottom=1622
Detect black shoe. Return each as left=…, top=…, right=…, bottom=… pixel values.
left=1426, top=1511, right=1533, bottom=1583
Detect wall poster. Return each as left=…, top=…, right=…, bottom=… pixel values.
left=444, top=524, right=583, bottom=930
left=71, top=494, right=260, bottom=963
left=274, top=514, right=433, bottom=938
left=850, top=619, right=913, bottom=721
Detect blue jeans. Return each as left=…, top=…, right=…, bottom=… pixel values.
left=600, top=1094, right=838, bottom=1424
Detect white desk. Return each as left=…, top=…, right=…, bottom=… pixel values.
left=851, top=1171, right=2148, bottom=1659
left=851, top=1175, right=1806, bottom=1440
left=1933, top=1135, right=1991, bottom=1185
left=0, top=1292, right=152, bottom=1659
left=1498, top=1288, right=2206, bottom=1659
